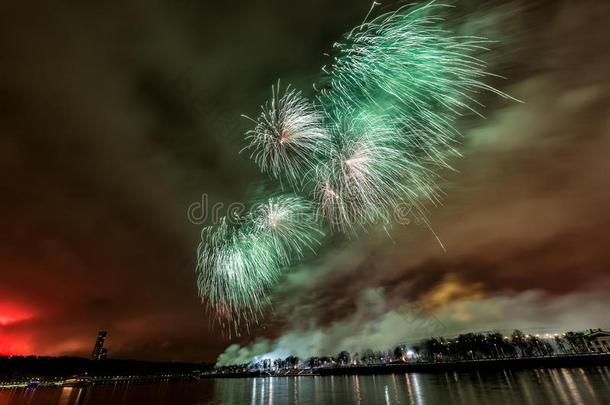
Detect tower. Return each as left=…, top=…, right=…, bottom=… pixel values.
left=91, top=331, right=107, bottom=360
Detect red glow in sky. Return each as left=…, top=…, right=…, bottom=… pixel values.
left=0, top=304, right=33, bottom=326
left=0, top=336, right=32, bottom=356
left=0, top=304, right=34, bottom=355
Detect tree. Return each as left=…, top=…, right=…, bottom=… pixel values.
left=511, top=330, right=528, bottom=357
left=423, top=338, right=442, bottom=360
left=360, top=350, right=375, bottom=365
left=285, top=356, right=299, bottom=369
left=394, top=346, right=405, bottom=361
left=554, top=336, right=568, bottom=354
left=565, top=332, right=589, bottom=354
left=336, top=351, right=350, bottom=365
left=307, top=357, right=320, bottom=368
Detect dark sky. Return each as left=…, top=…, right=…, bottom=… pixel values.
left=1, top=0, right=609, bottom=362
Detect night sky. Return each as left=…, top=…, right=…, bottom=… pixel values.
left=1, top=0, right=609, bottom=363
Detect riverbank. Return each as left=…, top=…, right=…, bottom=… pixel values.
left=0, top=374, right=196, bottom=390
left=205, top=353, right=610, bottom=378
left=0, top=355, right=212, bottom=389
left=3, top=353, right=608, bottom=385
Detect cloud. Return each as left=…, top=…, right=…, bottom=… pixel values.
left=217, top=283, right=610, bottom=365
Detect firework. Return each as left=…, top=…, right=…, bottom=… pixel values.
left=244, top=84, right=330, bottom=190
left=196, top=195, right=321, bottom=327
left=318, top=3, right=505, bottom=129
left=196, top=218, right=276, bottom=327
left=200, top=2, right=511, bottom=327
left=252, top=195, right=322, bottom=261
left=243, top=3, right=509, bottom=234
left=310, top=2, right=509, bottom=231
left=314, top=110, right=413, bottom=232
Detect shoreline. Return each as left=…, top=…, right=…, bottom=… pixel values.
left=205, top=353, right=610, bottom=378
left=0, top=374, right=194, bottom=390
left=2, top=353, right=608, bottom=387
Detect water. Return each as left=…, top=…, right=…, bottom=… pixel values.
left=2, top=367, right=610, bottom=405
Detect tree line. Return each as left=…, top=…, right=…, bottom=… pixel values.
left=216, top=329, right=606, bottom=373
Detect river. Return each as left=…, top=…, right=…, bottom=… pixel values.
left=1, top=367, right=609, bottom=404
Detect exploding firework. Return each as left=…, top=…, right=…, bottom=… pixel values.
left=312, top=2, right=510, bottom=231
left=251, top=195, right=323, bottom=262
left=314, top=111, right=413, bottom=233
left=197, top=217, right=277, bottom=327
left=245, top=3, right=510, bottom=233
left=318, top=3, right=506, bottom=131
left=196, top=195, right=321, bottom=328
left=244, top=84, right=330, bottom=190
left=198, top=2, right=511, bottom=328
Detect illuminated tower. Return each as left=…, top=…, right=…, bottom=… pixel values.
left=91, top=331, right=107, bottom=360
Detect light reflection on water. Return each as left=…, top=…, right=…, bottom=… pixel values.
left=1, top=367, right=610, bottom=405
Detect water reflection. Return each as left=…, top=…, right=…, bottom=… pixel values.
left=1, top=367, right=610, bottom=404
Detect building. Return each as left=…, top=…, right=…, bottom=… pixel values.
left=585, top=329, right=610, bottom=353
left=91, top=331, right=107, bottom=360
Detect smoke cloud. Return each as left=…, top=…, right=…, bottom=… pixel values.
left=217, top=284, right=610, bottom=365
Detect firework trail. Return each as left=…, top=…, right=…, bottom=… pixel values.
left=198, top=2, right=512, bottom=328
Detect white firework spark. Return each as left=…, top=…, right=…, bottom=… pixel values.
left=244, top=83, right=330, bottom=190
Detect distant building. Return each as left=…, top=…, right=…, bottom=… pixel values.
left=584, top=329, right=610, bottom=353
left=99, top=348, right=108, bottom=360
left=91, top=331, right=107, bottom=360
